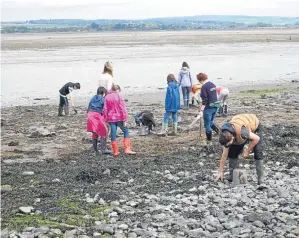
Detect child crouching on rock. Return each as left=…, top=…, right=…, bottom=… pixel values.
left=159, top=74, right=180, bottom=136
left=86, top=87, right=111, bottom=155
left=103, top=84, right=136, bottom=156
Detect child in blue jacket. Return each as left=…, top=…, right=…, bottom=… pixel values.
left=160, top=74, right=180, bottom=135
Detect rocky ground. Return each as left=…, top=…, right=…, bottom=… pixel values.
left=1, top=83, right=299, bottom=238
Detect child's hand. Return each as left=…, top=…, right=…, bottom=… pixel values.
left=123, top=121, right=127, bottom=127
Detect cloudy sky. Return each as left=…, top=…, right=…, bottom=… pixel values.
left=1, top=0, right=299, bottom=21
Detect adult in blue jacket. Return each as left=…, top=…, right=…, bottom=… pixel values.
left=160, top=74, right=180, bottom=135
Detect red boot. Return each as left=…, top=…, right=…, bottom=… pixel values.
left=123, top=138, right=136, bottom=155
left=111, top=141, right=120, bottom=156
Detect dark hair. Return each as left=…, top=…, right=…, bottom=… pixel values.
left=111, top=84, right=121, bottom=92
left=74, top=83, right=81, bottom=89
left=182, top=62, right=189, bottom=69
left=97, top=86, right=107, bottom=96
left=196, top=73, right=208, bottom=82
left=167, top=74, right=176, bottom=83
left=219, top=130, right=233, bottom=146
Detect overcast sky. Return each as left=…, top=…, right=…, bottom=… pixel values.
left=1, top=0, right=299, bottom=21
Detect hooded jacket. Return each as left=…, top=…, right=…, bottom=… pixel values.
left=165, top=81, right=180, bottom=112
left=87, top=95, right=105, bottom=114
left=103, top=91, right=128, bottom=123
left=178, top=67, right=193, bottom=87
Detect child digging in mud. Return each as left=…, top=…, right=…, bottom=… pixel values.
left=86, top=87, right=111, bottom=155
left=58, top=82, right=81, bottom=116
left=103, top=84, right=136, bottom=156
left=159, top=74, right=180, bottom=136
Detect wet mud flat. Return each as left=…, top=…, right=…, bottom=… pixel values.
left=1, top=84, right=299, bottom=237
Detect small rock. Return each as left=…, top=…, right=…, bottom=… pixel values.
left=79, top=236, right=90, bottom=238
left=34, top=226, right=50, bottom=235
left=52, top=178, right=61, bottom=183
left=189, top=187, right=197, bottom=192
left=63, top=229, right=77, bottom=238
left=253, top=232, right=266, bottom=238
left=118, top=224, right=129, bottom=230
left=128, top=233, right=137, bottom=238
left=19, top=206, right=34, bottom=214
left=164, top=170, right=170, bottom=174
left=103, top=169, right=110, bottom=176
left=50, top=229, right=62, bottom=235
left=108, top=212, right=118, bottom=218
left=128, top=178, right=134, bottom=184
left=18, top=232, right=34, bottom=238
left=95, top=224, right=114, bottom=234
left=177, top=171, right=185, bottom=177
left=8, top=141, right=19, bottom=146
left=92, top=232, right=102, bottom=237
left=113, top=207, right=124, bottom=214
left=22, top=171, right=35, bottom=176
left=1, top=185, right=12, bottom=193
left=253, top=220, right=265, bottom=228
left=110, top=201, right=120, bottom=206
left=152, top=213, right=166, bottom=220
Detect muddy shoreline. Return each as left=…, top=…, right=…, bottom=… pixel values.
left=1, top=81, right=299, bottom=237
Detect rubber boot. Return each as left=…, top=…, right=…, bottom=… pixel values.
left=123, top=138, right=136, bottom=155
left=92, top=139, right=99, bottom=155
left=206, top=131, right=212, bottom=141
left=158, top=122, right=168, bottom=135
left=255, top=160, right=265, bottom=185
left=58, top=106, right=64, bottom=116
left=111, top=141, right=120, bottom=156
left=169, top=122, right=178, bottom=136
left=100, top=138, right=111, bottom=154
left=64, top=105, right=70, bottom=116
left=223, top=105, right=228, bottom=117
left=228, top=158, right=240, bottom=182
left=211, top=124, right=220, bottom=135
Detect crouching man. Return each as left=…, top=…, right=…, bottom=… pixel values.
left=216, top=114, right=264, bottom=185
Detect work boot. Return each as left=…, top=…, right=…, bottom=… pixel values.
left=58, top=106, right=64, bottom=116
left=64, top=105, right=70, bottom=116
left=100, top=138, right=111, bottom=154
left=211, top=124, right=220, bottom=135
left=111, top=141, right=120, bottom=156
left=228, top=158, right=240, bottom=182
left=123, top=138, right=136, bottom=155
left=255, top=160, right=265, bottom=185
left=223, top=105, right=228, bottom=117
left=92, top=139, right=99, bottom=156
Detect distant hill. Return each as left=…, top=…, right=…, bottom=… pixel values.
left=2, top=15, right=299, bottom=33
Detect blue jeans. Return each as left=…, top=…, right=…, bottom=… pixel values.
left=203, top=107, right=218, bottom=133
left=109, top=122, right=129, bottom=142
left=164, top=111, right=178, bottom=124
left=182, top=87, right=191, bottom=102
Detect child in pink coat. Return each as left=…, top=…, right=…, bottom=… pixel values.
left=103, top=84, right=136, bottom=156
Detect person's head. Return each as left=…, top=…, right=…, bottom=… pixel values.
left=111, top=84, right=121, bottom=92
left=219, top=130, right=234, bottom=147
left=182, top=62, right=189, bottom=69
left=167, top=74, right=176, bottom=83
left=97, top=86, right=107, bottom=96
left=103, top=61, right=113, bottom=76
left=196, top=73, right=208, bottom=83
left=74, top=83, right=81, bottom=90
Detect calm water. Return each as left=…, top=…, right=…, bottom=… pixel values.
left=1, top=42, right=299, bottom=107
